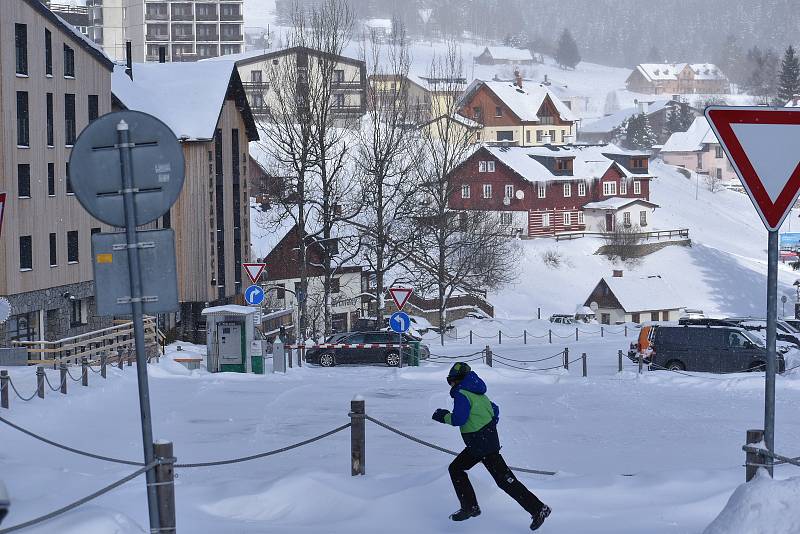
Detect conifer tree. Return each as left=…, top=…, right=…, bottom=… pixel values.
left=555, top=29, right=581, bottom=69
left=779, top=45, right=800, bottom=104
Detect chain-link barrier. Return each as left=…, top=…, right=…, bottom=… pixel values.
left=427, top=350, right=485, bottom=360
left=7, top=378, right=37, bottom=402
left=65, top=367, right=82, bottom=382
left=364, top=414, right=557, bottom=476
left=43, top=372, right=66, bottom=392
left=0, top=462, right=156, bottom=534
left=493, top=357, right=579, bottom=372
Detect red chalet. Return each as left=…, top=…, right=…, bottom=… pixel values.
left=447, top=144, right=657, bottom=237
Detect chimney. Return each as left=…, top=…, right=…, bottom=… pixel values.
left=125, top=41, right=133, bottom=80
left=543, top=74, right=550, bottom=86
left=158, top=45, right=166, bottom=63
left=514, top=68, right=522, bottom=89
left=564, top=134, right=575, bottom=144
left=613, top=270, right=623, bottom=278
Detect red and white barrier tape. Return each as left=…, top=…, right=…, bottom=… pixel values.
left=283, top=343, right=410, bottom=349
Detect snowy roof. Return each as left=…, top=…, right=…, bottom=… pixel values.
left=479, top=46, right=534, bottom=62
left=250, top=199, right=297, bottom=260
left=635, top=63, right=726, bottom=82
left=581, top=100, right=674, bottom=134
left=461, top=80, right=576, bottom=123
left=598, top=275, right=683, bottom=312
left=364, top=18, right=393, bottom=29
left=201, top=305, right=259, bottom=316
left=582, top=197, right=659, bottom=210
left=203, top=45, right=364, bottom=69
left=660, top=117, right=719, bottom=153
left=112, top=61, right=257, bottom=142
left=484, top=144, right=651, bottom=183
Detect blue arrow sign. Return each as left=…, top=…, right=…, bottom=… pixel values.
left=390, top=311, right=411, bottom=334
left=244, top=285, right=265, bottom=306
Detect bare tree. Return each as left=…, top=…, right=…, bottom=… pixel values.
left=705, top=172, right=725, bottom=193
left=603, top=221, right=642, bottom=260
left=356, top=26, right=422, bottom=324
left=411, top=43, right=520, bottom=337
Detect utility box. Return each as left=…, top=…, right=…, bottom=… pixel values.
left=202, top=305, right=264, bottom=374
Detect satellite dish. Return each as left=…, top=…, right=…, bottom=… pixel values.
left=589, top=301, right=599, bottom=312
left=503, top=197, right=511, bottom=206
left=515, top=189, right=525, bottom=200
left=0, top=298, right=10, bottom=324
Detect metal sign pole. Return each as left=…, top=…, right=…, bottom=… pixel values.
left=765, top=229, right=778, bottom=476
left=117, top=120, right=161, bottom=528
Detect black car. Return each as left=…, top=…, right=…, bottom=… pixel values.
left=634, top=325, right=785, bottom=373
left=306, top=331, right=430, bottom=367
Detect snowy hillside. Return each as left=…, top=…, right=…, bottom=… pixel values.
left=490, top=161, right=799, bottom=319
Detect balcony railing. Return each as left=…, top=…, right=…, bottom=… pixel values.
left=171, top=12, right=194, bottom=21
left=145, top=11, right=169, bottom=21
left=171, top=32, right=195, bottom=42
left=196, top=11, right=218, bottom=21
left=332, top=80, right=363, bottom=90
left=331, top=105, right=364, bottom=116
left=197, top=33, right=219, bottom=42
left=146, top=33, right=170, bottom=42
left=220, top=33, right=243, bottom=42
left=220, top=12, right=243, bottom=21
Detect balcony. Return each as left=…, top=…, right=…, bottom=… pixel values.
left=146, top=33, right=170, bottom=42
left=220, top=12, right=243, bottom=21
left=171, top=12, right=194, bottom=21
left=332, top=80, right=363, bottom=91
left=196, top=10, right=218, bottom=21
left=197, top=33, right=219, bottom=42
left=220, top=33, right=243, bottom=42
left=145, top=11, right=169, bottom=21
left=172, top=32, right=195, bottom=42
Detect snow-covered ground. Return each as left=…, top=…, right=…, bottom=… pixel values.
left=2, top=334, right=800, bottom=533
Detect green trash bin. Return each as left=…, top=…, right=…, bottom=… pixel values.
left=251, top=355, right=265, bottom=375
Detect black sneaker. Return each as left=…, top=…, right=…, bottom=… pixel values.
left=449, top=506, right=481, bottom=521
left=530, top=505, right=551, bottom=531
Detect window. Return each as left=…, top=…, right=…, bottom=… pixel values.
left=66, top=163, right=73, bottom=194
left=537, top=183, right=546, bottom=198
left=495, top=106, right=503, bottom=117
left=461, top=184, right=470, bottom=199
left=549, top=130, right=556, bottom=142
left=526, top=130, right=531, bottom=143
left=67, top=230, right=79, bottom=263
left=46, top=93, right=54, bottom=146
left=88, top=95, right=99, bottom=123
left=716, top=167, right=723, bottom=180
left=482, top=184, right=492, bottom=199
left=330, top=277, right=341, bottom=293
left=15, top=24, right=28, bottom=75
left=623, top=212, right=631, bottom=226
left=564, top=212, right=572, bottom=225
left=563, top=183, right=571, bottom=197
left=472, top=106, right=482, bottom=120
left=650, top=312, right=659, bottom=322
left=487, top=161, right=495, bottom=172
left=496, top=131, right=513, bottom=141
left=272, top=59, right=279, bottom=65
left=71, top=299, right=87, bottom=327
left=541, top=212, right=551, bottom=227
left=578, top=211, right=585, bottom=225
left=251, top=70, right=262, bottom=83
left=333, top=93, right=345, bottom=107
left=17, top=92, right=29, bottom=147
left=333, top=69, right=344, bottom=83
left=602, top=182, right=617, bottom=196
left=620, top=180, right=627, bottom=195
left=49, top=233, right=57, bottom=267
left=715, top=145, right=724, bottom=159
left=64, top=94, right=76, bottom=145
left=697, top=152, right=703, bottom=170
left=501, top=212, right=513, bottom=225
left=632, top=313, right=640, bottom=324
left=631, top=158, right=646, bottom=169
left=45, top=29, right=52, bottom=76
left=18, top=164, right=30, bottom=198
left=536, top=130, right=543, bottom=142
left=276, top=285, right=285, bottom=300
left=504, top=184, right=514, bottom=199
left=48, top=163, right=55, bottom=196
left=640, top=210, right=647, bottom=226
left=63, top=45, right=75, bottom=77
left=479, top=161, right=487, bottom=172
left=7, top=312, right=39, bottom=342
left=556, top=159, right=569, bottom=171
left=19, top=236, right=32, bottom=270
left=578, top=182, right=586, bottom=196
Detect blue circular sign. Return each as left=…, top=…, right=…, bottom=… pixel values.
left=390, top=311, right=411, bottom=333
left=244, top=285, right=265, bottom=306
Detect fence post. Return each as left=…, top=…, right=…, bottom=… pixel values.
left=154, top=440, right=177, bottom=533
left=638, top=351, right=643, bottom=374
left=469, top=330, right=473, bottom=345
left=625, top=325, right=628, bottom=337
left=601, top=326, right=604, bottom=338
left=1, top=370, right=8, bottom=409
left=498, top=331, right=502, bottom=345
left=523, top=330, right=527, bottom=344
left=745, top=429, right=766, bottom=482
left=485, top=345, right=492, bottom=367
left=537, top=307, right=541, bottom=320
left=288, top=346, right=293, bottom=369
left=582, top=353, right=587, bottom=377
left=118, top=350, right=124, bottom=370
left=60, top=364, right=67, bottom=395
left=101, top=353, right=107, bottom=379
left=36, top=366, right=45, bottom=399
left=575, top=327, right=578, bottom=341
left=127, top=350, right=133, bottom=366
left=618, top=350, right=623, bottom=373
left=563, top=348, right=569, bottom=370
left=548, top=329, right=552, bottom=344
left=350, top=398, right=366, bottom=476
left=82, top=357, right=88, bottom=386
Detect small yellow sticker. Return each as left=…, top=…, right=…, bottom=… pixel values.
left=96, top=253, right=113, bottom=264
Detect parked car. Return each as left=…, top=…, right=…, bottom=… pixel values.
left=629, top=325, right=785, bottom=373
left=0, top=480, right=8, bottom=525
left=785, top=318, right=800, bottom=331
left=305, top=331, right=430, bottom=367
left=725, top=317, right=800, bottom=348
left=549, top=314, right=575, bottom=325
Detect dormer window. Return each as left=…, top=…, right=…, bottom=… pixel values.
left=631, top=158, right=646, bottom=169
left=555, top=159, right=569, bottom=171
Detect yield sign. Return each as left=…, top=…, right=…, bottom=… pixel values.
left=389, top=287, right=413, bottom=311
left=705, top=106, right=800, bottom=230
left=243, top=263, right=266, bottom=284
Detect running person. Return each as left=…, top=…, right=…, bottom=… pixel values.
left=432, top=362, right=551, bottom=531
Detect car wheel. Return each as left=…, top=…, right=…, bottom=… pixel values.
left=748, top=361, right=766, bottom=372
left=385, top=351, right=401, bottom=367
left=319, top=353, right=336, bottom=367
left=665, top=360, right=686, bottom=371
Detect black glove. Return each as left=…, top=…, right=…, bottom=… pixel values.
left=432, top=408, right=450, bottom=424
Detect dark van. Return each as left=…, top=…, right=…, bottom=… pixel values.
left=635, top=325, right=785, bottom=373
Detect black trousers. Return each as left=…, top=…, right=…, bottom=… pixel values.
left=448, top=448, right=544, bottom=515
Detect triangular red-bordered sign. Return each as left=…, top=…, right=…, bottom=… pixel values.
left=243, top=263, right=266, bottom=284
left=388, top=287, right=413, bottom=311
left=705, top=106, right=800, bottom=230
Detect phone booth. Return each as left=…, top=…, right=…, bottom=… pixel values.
left=202, top=305, right=264, bottom=374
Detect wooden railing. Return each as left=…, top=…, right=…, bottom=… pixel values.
left=12, top=317, right=164, bottom=366
left=553, top=228, right=690, bottom=242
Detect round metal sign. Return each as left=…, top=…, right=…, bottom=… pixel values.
left=68, top=110, right=185, bottom=227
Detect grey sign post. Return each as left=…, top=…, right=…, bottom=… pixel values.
left=69, top=110, right=185, bottom=531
